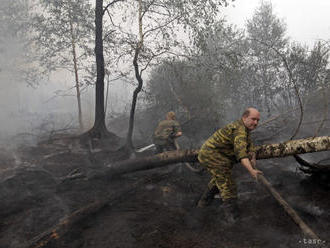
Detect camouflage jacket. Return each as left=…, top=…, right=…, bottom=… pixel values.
left=153, top=119, right=182, bottom=145
left=198, top=119, right=255, bottom=164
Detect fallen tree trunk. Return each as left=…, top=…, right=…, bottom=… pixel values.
left=99, top=136, right=330, bottom=179
left=255, top=136, right=330, bottom=159
left=174, top=140, right=203, bottom=173
left=26, top=137, right=330, bottom=247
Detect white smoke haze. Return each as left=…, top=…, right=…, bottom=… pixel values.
left=1, top=0, right=329, bottom=149
left=0, top=38, right=135, bottom=147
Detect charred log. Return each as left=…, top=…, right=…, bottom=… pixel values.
left=294, top=154, right=330, bottom=174
left=96, top=149, right=199, bottom=180
left=97, top=136, right=330, bottom=179
left=24, top=169, right=174, bottom=248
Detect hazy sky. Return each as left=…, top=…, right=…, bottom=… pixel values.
left=223, top=0, right=330, bottom=47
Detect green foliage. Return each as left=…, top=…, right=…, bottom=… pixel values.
left=0, top=0, right=42, bottom=86
left=146, top=20, right=246, bottom=132
left=147, top=19, right=250, bottom=128
left=147, top=59, right=223, bottom=138
left=104, top=0, right=235, bottom=82
left=32, top=0, right=94, bottom=78
left=288, top=41, right=330, bottom=96
left=244, top=1, right=288, bottom=115
left=147, top=0, right=330, bottom=132
left=0, top=0, right=30, bottom=39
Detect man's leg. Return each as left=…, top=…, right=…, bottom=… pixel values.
left=213, top=167, right=237, bottom=201
left=197, top=152, right=223, bottom=207
left=209, top=166, right=239, bottom=222
left=164, top=142, right=177, bottom=151
left=196, top=157, right=223, bottom=208
left=155, top=144, right=164, bottom=154
left=197, top=183, right=219, bottom=208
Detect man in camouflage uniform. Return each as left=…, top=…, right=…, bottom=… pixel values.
left=153, top=111, right=182, bottom=153
left=197, top=107, right=262, bottom=222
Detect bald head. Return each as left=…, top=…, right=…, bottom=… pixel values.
left=242, top=108, right=260, bottom=130
left=166, top=111, right=176, bottom=120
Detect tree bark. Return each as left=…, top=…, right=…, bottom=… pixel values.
left=70, top=20, right=84, bottom=131
left=100, top=136, right=330, bottom=179
left=255, top=136, right=330, bottom=159
left=91, top=0, right=107, bottom=137
left=125, top=0, right=143, bottom=152
left=125, top=46, right=143, bottom=151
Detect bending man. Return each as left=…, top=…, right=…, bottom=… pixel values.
left=197, top=107, right=262, bottom=221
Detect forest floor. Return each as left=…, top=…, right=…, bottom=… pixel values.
left=0, top=132, right=329, bottom=248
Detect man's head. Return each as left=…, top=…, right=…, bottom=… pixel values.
left=242, top=107, right=260, bottom=131
left=166, top=111, right=176, bottom=120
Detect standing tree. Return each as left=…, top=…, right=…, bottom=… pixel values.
left=288, top=41, right=330, bottom=97
left=32, top=0, right=94, bottom=130
left=124, top=0, right=144, bottom=152
left=92, top=0, right=106, bottom=137
left=88, top=0, right=124, bottom=140
left=147, top=19, right=249, bottom=129
left=245, top=1, right=288, bottom=116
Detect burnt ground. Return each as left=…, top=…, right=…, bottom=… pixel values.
left=0, top=131, right=330, bottom=248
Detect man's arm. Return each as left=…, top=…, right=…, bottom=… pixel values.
left=249, top=151, right=257, bottom=168
left=247, top=134, right=256, bottom=168
left=240, top=158, right=262, bottom=179
left=172, top=121, right=182, bottom=138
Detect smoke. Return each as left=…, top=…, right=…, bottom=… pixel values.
left=0, top=37, right=134, bottom=147
left=0, top=40, right=78, bottom=146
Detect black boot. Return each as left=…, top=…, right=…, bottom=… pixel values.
left=222, top=198, right=239, bottom=223
left=197, top=186, right=219, bottom=208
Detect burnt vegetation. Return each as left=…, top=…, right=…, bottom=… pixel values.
left=1, top=0, right=330, bottom=248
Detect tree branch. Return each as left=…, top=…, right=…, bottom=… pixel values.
left=103, top=0, right=126, bottom=15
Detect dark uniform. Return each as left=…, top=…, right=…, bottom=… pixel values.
left=198, top=119, right=255, bottom=201
left=153, top=119, right=182, bottom=153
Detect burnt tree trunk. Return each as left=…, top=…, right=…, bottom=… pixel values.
left=25, top=176, right=159, bottom=248
left=125, top=0, right=143, bottom=153
left=125, top=46, right=143, bottom=152
left=99, top=136, right=330, bottom=179
left=89, top=0, right=107, bottom=138
left=87, top=0, right=117, bottom=141
left=93, top=0, right=106, bottom=134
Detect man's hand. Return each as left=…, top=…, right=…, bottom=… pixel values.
left=249, top=168, right=263, bottom=180
left=250, top=157, right=257, bottom=168
left=240, top=158, right=263, bottom=181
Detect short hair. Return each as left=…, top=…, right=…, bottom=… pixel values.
left=242, top=107, right=258, bottom=118
left=166, top=111, right=176, bottom=120
left=242, top=109, right=250, bottom=118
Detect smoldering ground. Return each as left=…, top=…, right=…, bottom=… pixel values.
left=0, top=89, right=330, bottom=248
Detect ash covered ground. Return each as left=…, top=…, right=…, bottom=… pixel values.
left=1, top=106, right=330, bottom=248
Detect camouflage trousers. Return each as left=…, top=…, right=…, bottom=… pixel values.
left=198, top=150, right=237, bottom=201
